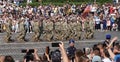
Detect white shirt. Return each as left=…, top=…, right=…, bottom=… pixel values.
left=102, top=58, right=112, bottom=62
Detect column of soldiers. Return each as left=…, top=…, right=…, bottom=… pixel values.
left=4, top=15, right=94, bottom=43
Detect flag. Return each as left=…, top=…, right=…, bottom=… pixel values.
left=82, top=4, right=92, bottom=18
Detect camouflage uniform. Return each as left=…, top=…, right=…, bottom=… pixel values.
left=17, top=19, right=26, bottom=42
left=69, top=21, right=75, bottom=39
left=42, top=20, right=47, bottom=40
left=4, top=19, right=12, bottom=42
left=74, top=21, right=82, bottom=40
left=87, top=18, right=94, bottom=39
left=66, top=21, right=71, bottom=40
left=32, top=19, right=41, bottom=42
left=61, top=21, right=68, bottom=40
left=84, top=19, right=94, bottom=39
left=85, top=27, right=94, bottom=39
left=53, top=21, right=61, bottom=40
left=43, top=20, right=53, bottom=41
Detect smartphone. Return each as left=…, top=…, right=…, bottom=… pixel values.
left=21, top=49, right=27, bottom=53
left=46, top=46, right=50, bottom=54
left=51, top=43, right=59, bottom=47
left=29, top=49, right=34, bottom=53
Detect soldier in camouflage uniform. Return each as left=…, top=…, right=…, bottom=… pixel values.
left=43, top=18, right=53, bottom=41
left=53, top=19, right=61, bottom=40
left=85, top=26, right=94, bottom=39
left=86, top=17, right=94, bottom=39
left=68, top=20, right=75, bottom=39
left=84, top=17, right=94, bottom=39
left=61, top=19, right=68, bottom=40
left=66, top=20, right=71, bottom=40
left=81, top=17, right=86, bottom=40
left=74, top=19, right=82, bottom=40
left=4, top=18, right=12, bottom=42
left=32, top=18, right=41, bottom=42
left=17, top=18, right=26, bottom=42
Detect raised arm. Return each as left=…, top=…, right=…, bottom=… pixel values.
left=59, top=42, right=69, bottom=62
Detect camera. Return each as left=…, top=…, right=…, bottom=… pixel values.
left=21, top=49, right=34, bottom=53
left=51, top=42, right=60, bottom=47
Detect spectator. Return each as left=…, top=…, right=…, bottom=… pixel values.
left=102, top=49, right=112, bottom=62
left=4, top=55, right=15, bottom=62
left=103, top=34, right=113, bottom=47
left=23, top=49, right=41, bottom=62
left=92, top=47, right=102, bottom=62
left=0, top=55, right=5, bottom=62
left=107, top=36, right=118, bottom=62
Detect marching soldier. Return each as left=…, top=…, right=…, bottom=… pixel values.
left=87, top=17, right=94, bottom=39
left=61, top=19, right=68, bottom=40
left=74, top=20, right=82, bottom=40
left=17, top=18, right=27, bottom=42
left=85, top=26, right=94, bottom=39
left=43, top=18, right=53, bottom=41
left=42, top=19, right=47, bottom=41
left=69, top=20, right=75, bottom=39
left=32, top=18, right=41, bottom=42
left=66, top=20, right=72, bottom=40
left=54, top=19, right=62, bottom=40
left=4, top=18, right=12, bottom=43
left=84, top=17, right=94, bottom=39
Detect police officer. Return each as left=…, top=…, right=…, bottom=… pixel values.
left=66, top=39, right=76, bottom=62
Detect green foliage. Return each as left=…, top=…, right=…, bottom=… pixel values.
left=21, top=0, right=113, bottom=7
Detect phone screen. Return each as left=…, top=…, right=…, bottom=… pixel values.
left=29, top=49, right=34, bottom=53
left=21, top=49, right=27, bottom=53
left=51, top=43, right=59, bottom=47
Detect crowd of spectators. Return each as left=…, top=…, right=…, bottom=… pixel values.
left=0, top=0, right=120, bottom=62
left=0, top=1, right=120, bottom=33
left=0, top=35, right=119, bottom=62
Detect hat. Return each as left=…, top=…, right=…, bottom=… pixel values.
left=92, top=56, right=102, bottom=62
left=69, top=39, right=75, bottom=44
left=106, top=34, right=111, bottom=39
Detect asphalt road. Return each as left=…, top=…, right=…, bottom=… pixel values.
left=0, top=31, right=119, bottom=61
left=0, top=31, right=120, bottom=43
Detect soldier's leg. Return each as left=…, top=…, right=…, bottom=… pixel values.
left=42, top=31, right=47, bottom=41
left=53, top=30, right=58, bottom=41
left=78, top=31, right=81, bottom=40
left=74, top=30, right=78, bottom=40
left=36, top=31, right=40, bottom=41
left=61, top=30, right=66, bottom=40
left=5, top=32, right=11, bottom=42
left=32, top=32, right=37, bottom=41
left=88, top=32, right=94, bottom=39
left=48, top=31, right=53, bottom=41
left=58, top=30, right=62, bottom=41
left=52, top=31, right=56, bottom=41
left=81, top=31, right=86, bottom=40
left=17, top=31, right=25, bottom=42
